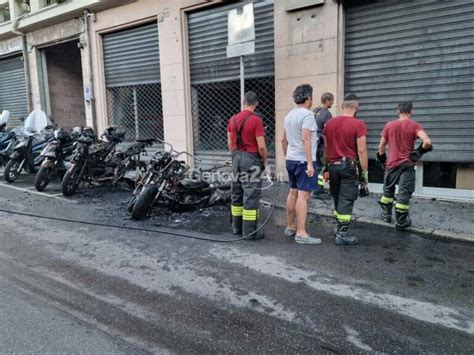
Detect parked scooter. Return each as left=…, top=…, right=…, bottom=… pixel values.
left=3, top=110, right=53, bottom=183
left=129, top=141, right=231, bottom=220
left=34, top=127, right=78, bottom=191
left=0, top=110, right=10, bottom=133
left=61, top=125, right=127, bottom=196
left=0, top=110, right=14, bottom=166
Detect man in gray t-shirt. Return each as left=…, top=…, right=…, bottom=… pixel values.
left=284, top=107, right=317, bottom=162
left=281, top=84, right=320, bottom=245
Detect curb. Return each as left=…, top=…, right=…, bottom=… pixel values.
left=265, top=200, right=474, bottom=244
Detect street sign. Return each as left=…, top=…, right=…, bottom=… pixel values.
left=226, top=3, right=255, bottom=58
left=226, top=3, right=256, bottom=108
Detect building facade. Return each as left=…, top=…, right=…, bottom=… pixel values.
left=0, top=0, right=472, bottom=199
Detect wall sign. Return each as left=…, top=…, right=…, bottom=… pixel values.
left=0, top=37, right=23, bottom=56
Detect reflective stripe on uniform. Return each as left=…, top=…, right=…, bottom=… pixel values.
left=395, top=203, right=410, bottom=211
left=243, top=209, right=258, bottom=221
left=318, top=174, right=324, bottom=187
left=380, top=196, right=394, bottom=204
left=336, top=213, right=351, bottom=222
left=231, top=205, right=243, bottom=217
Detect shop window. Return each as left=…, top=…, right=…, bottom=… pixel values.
left=106, top=84, right=164, bottom=142
left=191, top=76, right=276, bottom=155
left=423, top=162, right=456, bottom=189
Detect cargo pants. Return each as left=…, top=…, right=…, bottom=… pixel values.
left=328, top=158, right=359, bottom=224
left=380, top=163, right=416, bottom=213
left=231, top=151, right=263, bottom=237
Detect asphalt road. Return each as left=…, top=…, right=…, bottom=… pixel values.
left=0, top=173, right=473, bottom=354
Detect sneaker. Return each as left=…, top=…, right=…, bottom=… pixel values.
left=284, top=227, right=297, bottom=237
left=295, top=234, right=322, bottom=244
left=335, top=235, right=359, bottom=245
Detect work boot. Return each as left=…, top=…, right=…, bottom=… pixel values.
left=378, top=201, right=393, bottom=223
left=232, top=215, right=242, bottom=235
left=335, top=221, right=359, bottom=245
left=395, top=210, right=412, bottom=231
left=243, top=220, right=264, bottom=240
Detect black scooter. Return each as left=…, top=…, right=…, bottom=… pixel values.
left=34, top=128, right=76, bottom=191
left=3, top=128, right=53, bottom=183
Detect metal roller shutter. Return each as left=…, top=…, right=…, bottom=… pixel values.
left=188, top=0, right=275, bottom=166
left=345, top=0, right=474, bottom=162
left=103, top=23, right=160, bottom=87
left=103, top=23, right=163, bottom=141
left=0, top=55, right=28, bottom=128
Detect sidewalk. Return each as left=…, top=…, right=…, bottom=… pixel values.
left=262, top=182, right=474, bottom=243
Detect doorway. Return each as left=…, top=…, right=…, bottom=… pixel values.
left=41, top=40, right=86, bottom=129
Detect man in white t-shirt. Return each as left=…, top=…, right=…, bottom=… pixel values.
left=281, top=84, right=320, bottom=245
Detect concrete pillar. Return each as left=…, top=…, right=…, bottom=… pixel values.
left=274, top=0, right=340, bottom=175
left=79, top=21, right=95, bottom=129
left=158, top=7, right=192, bottom=157
left=8, top=0, right=22, bottom=20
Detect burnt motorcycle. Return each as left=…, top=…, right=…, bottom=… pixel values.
left=34, top=127, right=79, bottom=191
left=61, top=126, right=125, bottom=196
left=129, top=141, right=231, bottom=220
left=61, top=126, right=150, bottom=196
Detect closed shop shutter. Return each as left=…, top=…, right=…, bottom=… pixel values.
left=0, top=55, right=28, bottom=128
left=103, top=23, right=163, bottom=141
left=188, top=0, right=275, bottom=166
left=345, top=0, right=474, bottom=162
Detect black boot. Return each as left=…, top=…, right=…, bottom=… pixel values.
left=378, top=201, right=393, bottom=223
left=335, top=221, right=359, bottom=245
left=395, top=210, right=412, bottom=231
left=232, top=216, right=242, bottom=235
left=243, top=220, right=264, bottom=240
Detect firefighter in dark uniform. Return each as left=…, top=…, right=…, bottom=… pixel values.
left=313, top=92, right=334, bottom=200
left=377, top=101, right=432, bottom=230
left=323, top=93, right=369, bottom=245
left=227, top=91, right=268, bottom=239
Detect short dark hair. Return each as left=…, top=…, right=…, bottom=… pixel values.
left=293, top=84, right=313, bottom=104
left=398, top=101, right=413, bottom=114
left=321, top=92, right=334, bottom=104
left=344, top=93, right=359, bottom=102
left=342, top=93, right=359, bottom=109
left=244, top=91, right=258, bottom=106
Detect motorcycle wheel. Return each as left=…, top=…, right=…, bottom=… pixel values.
left=4, top=159, right=23, bottom=183
left=61, top=169, right=80, bottom=196
left=34, top=166, right=53, bottom=192
left=131, top=186, right=158, bottom=220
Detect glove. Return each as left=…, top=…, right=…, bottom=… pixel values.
left=318, top=165, right=329, bottom=187
left=410, top=143, right=433, bottom=162
left=360, top=170, right=369, bottom=184
left=359, top=183, right=369, bottom=198
left=376, top=152, right=387, bottom=169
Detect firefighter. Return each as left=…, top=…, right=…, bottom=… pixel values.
left=377, top=101, right=432, bottom=231
left=323, top=93, right=368, bottom=245
left=227, top=91, right=267, bottom=239
left=313, top=92, right=334, bottom=200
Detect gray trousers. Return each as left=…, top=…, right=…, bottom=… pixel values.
left=231, top=151, right=262, bottom=218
